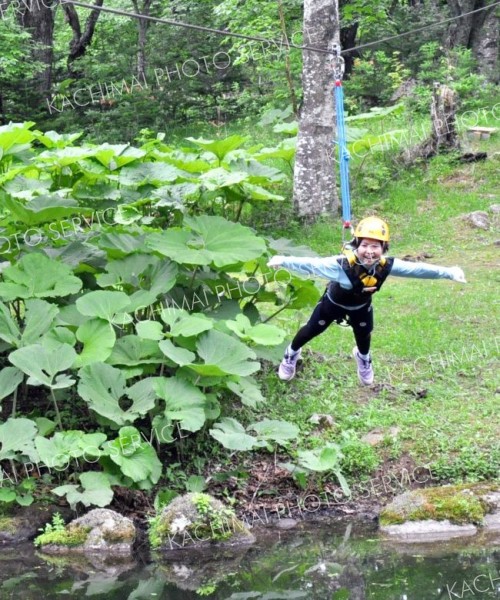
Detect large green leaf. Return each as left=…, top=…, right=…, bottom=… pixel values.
left=74, top=318, right=116, bottom=367
left=0, top=254, right=82, bottom=301
left=105, top=426, right=161, bottom=488
left=98, top=233, right=146, bottom=257
left=226, top=158, right=285, bottom=184
left=209, top=418, right=256, bottom=451
left=186, top=135, right=248, bottom=161
left=136, top=320, right=164, bottom=341
left=78, top=364, right=157, bottom=425
left=297, top=444, right=343, bottom=472
left=9, top=343, right=76, bottom=389
left=152, top=376, right=206, bottom=432
left=188, top=329, right=259, bottom=376
left=96, top=254, right=158, bottom=288
left=226, top=376, right=265, bottom=408
left=76, top=290, right=131, bottom=322
left=52, top=472, right=114, bottom=509
left=119, top=162, right=184, bottom=186
left=0, top=122, right=36, bottom=156
left=35, top=431, right=107, bottom=469
left=106, top=335, right=162, bottom=366
left=3, top=175, right=52, bottom=200
left=36, top=146, right=95, bottom=167
left=0, top=417, right=38, bottom=461
left=200, top=167, right=248, bottom=190
left=21, top=299, right=59, bottom=345
left=225, top=314, right=285, bottom=346
left=158, top=339, right=195, bottom=366
left=248, top=419, right=299, bottom=445
left=0, top=367, right=24, bottom=401
left=148, top=216, right=266, bottom=268
left=241, top=183, right=284, bottom=201
left=2, top=195, right=90, bottom=227
left=161, top=308, right=213, bottom=338
left=0, top=302, right=20, bottom=346
left=93, top=143, right=146, bottom=170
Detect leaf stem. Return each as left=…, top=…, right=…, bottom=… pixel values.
left=263, top=302, right=290, bottom=323
left=50, top=388, right=63, bottom=431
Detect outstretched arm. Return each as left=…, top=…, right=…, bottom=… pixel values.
left=391, top=259, right=466, bottom=282
left=267, top=255, right=345, bottom=281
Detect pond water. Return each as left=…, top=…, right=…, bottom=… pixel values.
left=1, top=521, right=499, bottom=599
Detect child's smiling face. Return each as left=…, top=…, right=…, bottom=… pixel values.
left=356, top=237, right=384, bottom=266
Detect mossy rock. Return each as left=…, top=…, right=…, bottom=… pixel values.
left=37, top=509, right=135, bottom=555
left=379, top=483, right=500, bottom=542
left=150, top=493, right=255, bottom=550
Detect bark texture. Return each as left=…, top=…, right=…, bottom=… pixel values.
left=132, top=0, right=152, bottom=84
left=293, top=0, right=340, bottom=219
left=20, top=0, right=56, bottom=95
left=446, top=0, right=499, bottom=82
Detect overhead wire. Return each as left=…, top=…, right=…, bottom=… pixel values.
left=61, top=0, right=500, bottom=58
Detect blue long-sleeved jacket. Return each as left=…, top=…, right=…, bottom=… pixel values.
left=278, top=255, right=455, bottom=288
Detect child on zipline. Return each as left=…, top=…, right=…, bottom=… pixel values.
left=267, top=217, right=466, bottom=384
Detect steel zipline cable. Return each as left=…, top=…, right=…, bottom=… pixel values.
left=61, top=0, right=500, bottom=58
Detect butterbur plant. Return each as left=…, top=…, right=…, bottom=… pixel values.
left=0, top=122, right=319, bottom=507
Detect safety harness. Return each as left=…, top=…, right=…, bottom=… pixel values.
left=328, top=248, right=394, bottom=307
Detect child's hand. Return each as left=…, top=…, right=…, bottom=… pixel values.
left=267, top=255, right=284, bottom=269
left=449, top=266, right=467, bottom=283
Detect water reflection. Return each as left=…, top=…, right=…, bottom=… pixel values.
left=0, top=520, right=498, bottom=599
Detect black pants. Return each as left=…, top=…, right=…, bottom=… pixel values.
left=290, top=292, right=373, bottom=355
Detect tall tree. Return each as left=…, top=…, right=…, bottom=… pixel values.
left=131, top=0, right=152, bottom=83
left=19, top=0, right=56, bottom=95
left=62, top=0, right=104, bottom=77
left=293, top=0, right=340, bottom=218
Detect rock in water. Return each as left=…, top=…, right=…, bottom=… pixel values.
left=37, top=508, right=135, bottom=555
left=150, top=492, right=255, bottom=551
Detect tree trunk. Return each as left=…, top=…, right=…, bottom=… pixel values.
left=446, top=0, right=499, bottom=82
left=20, top=0, right=55, bottom=96
left=470, top=3, right=499, bottom=83
left=293, top=0, right=340, bottom=219
left=132, top=0, right=152, bottom=84
left=402, top=82, right=460, bottom=163
left=446, top=0, right=476, bottom=47
left=62, top=0, right=104, bottom=78
left=340, top=22, right=359, bottom=78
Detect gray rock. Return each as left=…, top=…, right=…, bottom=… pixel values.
left=380, top=519, right=477, bottom=542
left=41, top=509, right=135, bottom=555
left=155, top=493, right=255, bottom=551
left=466, top=210, right=490, bottom=230
left=489, top=204, right=500, bottom=214
left=484, top=512, right=500, bottom=532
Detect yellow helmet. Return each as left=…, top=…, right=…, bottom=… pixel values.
left=354, top=217, right=390, bottom=243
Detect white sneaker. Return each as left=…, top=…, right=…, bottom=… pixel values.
left=278, top=348, right=302, bottom=381
left=352, top=347, right=374, bottom=385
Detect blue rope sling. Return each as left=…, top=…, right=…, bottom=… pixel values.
left=332, top=44, right=352, bottom=238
